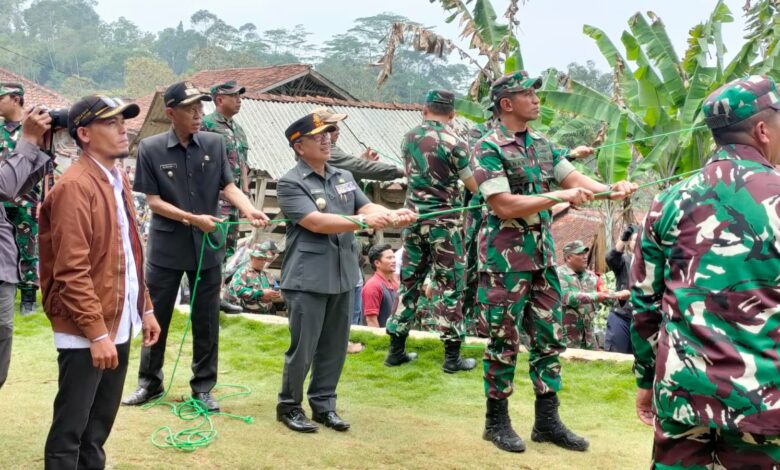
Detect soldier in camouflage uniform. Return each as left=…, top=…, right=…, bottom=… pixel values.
left=473, top=71, right=636, bottom=453
left=201, top=80, right=250, bottom=314
left=0, top=82, right=40, bottom=315
left=557, top=240, right=619, bottom=350
left=225, top=241, right=281, bottom=314
left=384, top=90, right=480, bottom=374
left=631, top=75, right=780, bottom=468
left=463, top=118, right=496, bottom=338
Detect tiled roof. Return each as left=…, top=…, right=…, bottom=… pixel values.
left=187, top=65, right=311, bottom=94
left=125, top=89, right=162, bottom=134
left=0, top=67, right=70, bottom=109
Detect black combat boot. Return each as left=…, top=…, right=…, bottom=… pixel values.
left=531, top=393, right=589, bottom=451
left=383, top=333, right=418, bottom=366
left=442, top=341, right=477, bottom=373
left=483, top=398, right=525, bottom=452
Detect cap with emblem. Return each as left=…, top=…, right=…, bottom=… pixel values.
left=311, top=106, right=347, bottom=123
left=164, top=81, right=212, bottom=108
left=249, top=241, right=278, bottom=259
left=703, top=75, right=780, bottom=129
left=562, top=240, right=589, bottom=255
left=285, top=112, right=337, bottom=147
left=425, top=89, right=455, bottom=106
left=0, top=82, right=23, bottom=97
left=68, top=95, right=140, bottom=139
left=490, top=70, right=543, bottom=102
left=210, top=80, right=246, bottom=96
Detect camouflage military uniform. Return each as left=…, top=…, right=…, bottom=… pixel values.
left=463, top=119, right=496, bottom=337
left=385, top=115, right=472, bottom=343
left=556, top=264, right=601, bottom=350
left=224, top=241, right=279, bottom=314
left=201, top=82, right=250, bottom=262
left=632, top=75, right=780, bottom=468
left=0, top=118, right=40, bottom=304
left=473, top=118, right=577, bottom=398
left=225, top=263, right=276, bottom=314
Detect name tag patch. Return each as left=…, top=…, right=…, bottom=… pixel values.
left=335, top=182, right=357, bottom=195
left=160, top=163, right=177, bottom=170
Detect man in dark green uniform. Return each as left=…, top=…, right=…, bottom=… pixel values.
left=201, top=80, right=250, bottom=314
left=385, top=90, right=479, bottom=373
left=472, top=71, right=636, bottom=453
left=632, top=75, right=780, bottom=468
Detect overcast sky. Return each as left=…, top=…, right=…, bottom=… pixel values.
left=94, top=0, right=749, bottom=74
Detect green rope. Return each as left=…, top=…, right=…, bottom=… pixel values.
left=143, top=222, right=254, bottom=452
left=571, top=125, right=708, bottom=162
left=593, top=169, right=702, bottom=198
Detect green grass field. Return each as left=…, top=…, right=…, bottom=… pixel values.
left=0, top=311, right=651, bottom=469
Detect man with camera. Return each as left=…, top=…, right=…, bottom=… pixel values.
left=0, top=82, right=47, bottom=316
left=604, top=225, right=637, bottom=354
left=0, top=102, right=52, bottom=389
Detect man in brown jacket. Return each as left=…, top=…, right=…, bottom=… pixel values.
left=39, top=95, right=161, bottom=470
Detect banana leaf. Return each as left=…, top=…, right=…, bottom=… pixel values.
left=455, top=98, right=488, bottom=123
left=597, top=113, right=632, bottom=183
left=628, top=12, right=687, bottom=106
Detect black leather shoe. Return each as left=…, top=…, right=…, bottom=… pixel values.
left=277, top=408, right=318, bottom=433
left=313, top=411, right=350, bottom=432
left=192, top=392, right=220, bottom=412
left=220, top=299, right=243, bottom=314
left=121, top=386, right=164, bottom=406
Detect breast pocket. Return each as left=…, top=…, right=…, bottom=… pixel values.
left=535, top=145, right=555, bottom=190
left=504, top=158, right=533, bottom=196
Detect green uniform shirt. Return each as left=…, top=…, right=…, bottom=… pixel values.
left=631, top=143, right=780, bottom=435
left=402, top=120, right=471, bottom=220
left=201, top=111, right=249, bottom=186
left=471, top=124, right=576, bottom=272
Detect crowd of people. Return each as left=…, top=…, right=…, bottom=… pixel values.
left=0, top=70, right=778, bottom=468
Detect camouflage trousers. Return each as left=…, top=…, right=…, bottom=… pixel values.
left=219, top=201, right=240, bottom=271
left=652, top=416, right=780, bottom=469
left=462, top=205, right=482, bottom=337
left=478, top=268, right=565, bottom=399
left=238, top=299, right=275, bottom=315
left=4, top=203, right=38, bottom=302
left=386, top=220, right=466, bottom=343
left=562, top=311, right=597, bottom=350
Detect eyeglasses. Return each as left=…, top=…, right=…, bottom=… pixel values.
left=304, top=133, right=331, bottom=144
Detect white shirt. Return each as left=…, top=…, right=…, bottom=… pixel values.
left=53, top=159, right=142, bottom=348
left=394, top=248, right=404, bottom=276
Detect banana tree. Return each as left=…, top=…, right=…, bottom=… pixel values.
left=375, top=0, right=523, bottom=122
left=539, top=0, right=780, bottom=186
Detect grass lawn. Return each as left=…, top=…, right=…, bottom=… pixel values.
left=0, top=310, right=652, bottom=469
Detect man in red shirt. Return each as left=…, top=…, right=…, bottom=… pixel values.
left=361, top=244, right=399, bottom=328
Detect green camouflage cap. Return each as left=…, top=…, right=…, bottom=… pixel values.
left=0, top=82, right=24, bottom=97
left=703, top=75, right=780, bottom=129
left=562, top=240, right=589, bottom=255
left=249, top=240, right=278, bottom=259
left=425, top=90, right=455, bottom=106
left=490, top=71, right=542, bottom=102
left=210, top=80, right=246, bottom=96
